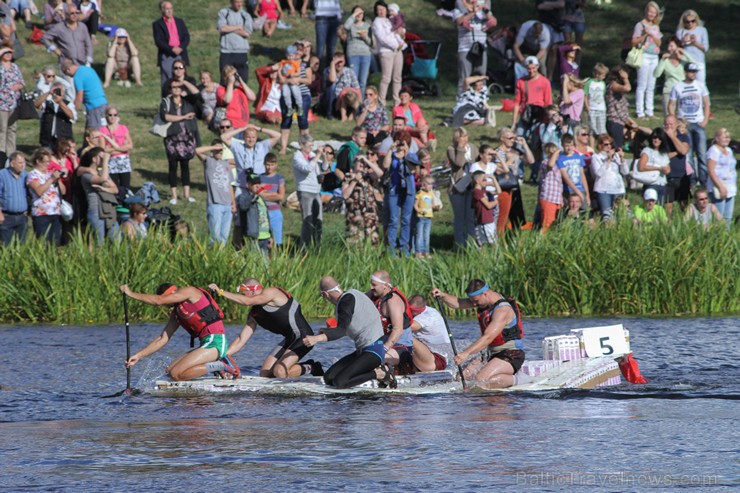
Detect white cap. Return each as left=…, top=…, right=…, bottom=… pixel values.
left=524, top=55, right=539, bottom=66
left=388, top=3, right=400, bottom=13
left=643, top=188, right=658, bottom=201
left=115, top=28, right=128, bottom=38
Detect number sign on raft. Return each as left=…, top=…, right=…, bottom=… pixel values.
left=577, top=325, right=630, bottom=357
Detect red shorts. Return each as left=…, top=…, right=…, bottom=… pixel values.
left=433, top=352, right=447, bottom=371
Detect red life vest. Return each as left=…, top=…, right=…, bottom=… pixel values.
left=476, top=295, right=524, bottom=348
left=174, top=288, right=226, bottom=339
left=373, top=287, right=414, bottom=335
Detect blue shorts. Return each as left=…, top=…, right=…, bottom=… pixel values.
left=561, top=20, right=586, bottom=34
left=361, top=339, right=386, bottom=364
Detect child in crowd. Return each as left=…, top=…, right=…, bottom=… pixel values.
left=556, top=134, right=590, bottom=209
left=239, top=174, right=272, bottom=254
left=195, top=140, right=236, bottom=246
left=584, top=63, right=608, bottom=137
left=278, top=45, right=303, bottom=116
left=538, top=143, right=564, bottom=231
left=558, top=43, right=581, bottom=81
left=387, top=3, right=408, bottom=51
left=560, top=74, right=586, bottom=128
left=414, top=175, right=437, bottom=258
left=259, top=153, right=285, bottom=246
left=471, top=170, right=498, bottom=246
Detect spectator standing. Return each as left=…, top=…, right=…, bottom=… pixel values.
left=292, top=135, right=323, bottom=248
left=706, top=128, right=737, bottom=225
left=0, top=46, right=23, bottom=164
left=591, top=134, right=626, bottom=221
left=336, top=126, right=367, bottom=175
left=195, top=142, right=236, bottom=245
left=103, top=28, right=143, bottom=88
left=218, top=0, right=253, bottom=84
left=538, top=142, right=563, bottom=231
left=471, top=170, right=498, bottom=246
left=34, top=65, right=74, bottom=101
left=372, top=1, right=403, bottom=106
left=161, top=81, right=200, bottom=204
left=513, top=20, right=549, bottom=78
left=278, top=42, right=312, bottom=155
left=41, top=5, right=93, bottom=66
left=668, top=64, right=710, bottom=186
left=27, top=148, right=65, bottom=245
left=356, top=85, right=390, bottom=148
left=0, top=151, right=29, bottom=245
left=216, top=65, right=256, bottom=130
left=222, top=124, right=280, bottom=184
left=446, top=127, right=475, bottom=247
left=453, top=0, right=496, bottom=95
left=562, top=0, right=586, bottom=45
left=413, top=175, right=436, bottom=258
left=60, top=59, right=107, bottom=129
left=556, top=134, right=590, bottom=208
left=259, top=153, right=285, bottom=246
left=584, top=63, right=608, bottom=136
left=382, top=132, right=416, bottom=257
left=76, top=148, right=119, bottom=244
left=662, top=115, right=691, bottom=216
left=631, top=1, right=662, bottom=119
left=676, top=10, right=709, bottom=85
left=153, top=1, right=190, bottom=91
left=344, top=6, right=373, bottom=95
left=511, top=56, right=552, bottom=137
left=198, top=69, right=221, bottom=127
left=605, top=65, right=633, bottom=150
left=314, top=0, right=341, bottom=69
left=652, top=36, right=693, bottom=115
left=98, top=106, right=134, bottom=190
left=637, top=127, right=670, bottom=205
left=342, top=153, right=384, bottom=246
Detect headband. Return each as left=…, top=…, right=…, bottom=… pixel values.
left=466, top=283, right=489, bottom=298
left=370, top=275, right=392, bottom=287
left=409, top=305, right=425, bottom=315
left=239, top=283, right=263, bottom=293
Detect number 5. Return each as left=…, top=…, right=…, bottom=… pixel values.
left=599, top=336, right=614, bottom=355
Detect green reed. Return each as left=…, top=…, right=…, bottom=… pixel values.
left=1, top=222, right=738, bottom=324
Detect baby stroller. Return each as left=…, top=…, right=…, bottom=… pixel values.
left=402, top=34, right=442, bottom=97
left=486, top=26, right=517, bottom=95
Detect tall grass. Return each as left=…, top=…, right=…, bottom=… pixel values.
left=2, top=222, right=737, bottom=324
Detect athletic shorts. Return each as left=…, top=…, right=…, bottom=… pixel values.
left=361, top=339, right=386, bottom=364
left=432, top=352, right=448, bottom=371
left=486, top=349, right=525, bottom=374
left=270, top=336, right=312, bottom=360
left=200, top=334, right=229, bottom=359
left=665, top=176, right=691, bottom=204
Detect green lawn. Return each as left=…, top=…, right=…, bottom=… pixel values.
left=14, top=0, right=740, bottom=244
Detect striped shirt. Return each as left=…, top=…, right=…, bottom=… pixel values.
left=0, top=168, right=28, bottom=214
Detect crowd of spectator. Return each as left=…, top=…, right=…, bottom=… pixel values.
left=0, top=0, right=736, bottom=254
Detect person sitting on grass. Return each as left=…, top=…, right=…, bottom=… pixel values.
left=121, top=283, right=241, bottom=382
left=633, top=187, right=668, bottom=225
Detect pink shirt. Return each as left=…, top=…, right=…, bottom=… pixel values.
left=560, top=88, right=585, bottom=123
left=100, top=124, right=130, bottom=157
left=164, top=16, right=180, bottom=48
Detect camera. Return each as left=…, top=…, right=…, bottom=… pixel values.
left=52, top=88, right=63, bottom=97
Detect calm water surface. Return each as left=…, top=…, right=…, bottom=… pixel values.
left=1, top=318, right=738, bottom=492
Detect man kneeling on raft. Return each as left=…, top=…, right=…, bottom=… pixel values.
left=303, top=276, right=397, bottom=389
left=432, top=280, right=525, bottom=389
left=208, top=278, right=323, bottom=378
left=121, top=283, right=240, bottom=381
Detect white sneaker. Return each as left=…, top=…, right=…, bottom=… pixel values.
left=169, top=198, right=177, bottom=205
left=187, top=196, right=196, bottom=203
left=116, top=80, right=124, bottom=87
left=124, top=80, right=131, bottom=88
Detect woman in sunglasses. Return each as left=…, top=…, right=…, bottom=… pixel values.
left=98, top=105, right=134, bottom=190
left=676, top=10, right=709, bottom=84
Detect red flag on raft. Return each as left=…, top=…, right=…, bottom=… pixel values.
left=618, top=353, right=648, bottom=384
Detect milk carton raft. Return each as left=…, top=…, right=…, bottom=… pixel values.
left=511, top=323, right=647, bottom=391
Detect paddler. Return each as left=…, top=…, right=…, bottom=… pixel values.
left=303, top=276, right=396, bottom=389
left=366, top=270, right=435, bottom=375
left=432, top=279, right=525, bottom=388
left=120, top=283, right=240, bottom=381
left=207, top=278, right=323, bottom=378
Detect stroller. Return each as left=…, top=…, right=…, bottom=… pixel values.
left=485, top=26, right=517, bottom=95
left=402, top=34, right=442, bottom=97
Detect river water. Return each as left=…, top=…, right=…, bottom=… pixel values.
left=1, top=318, right=737, bottom=492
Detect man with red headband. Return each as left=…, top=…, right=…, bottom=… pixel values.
left=432, top=279, right=525, bottom=388
left=207, top=278, right=322, bottom=378
left=120, top=283, right=241, bottom=381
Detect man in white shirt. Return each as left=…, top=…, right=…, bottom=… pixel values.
left=408, top=294, right=452, bottom=372
left=668, top=63, right=710, bottom=185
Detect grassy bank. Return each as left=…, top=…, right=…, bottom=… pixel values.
left=1, top=222, right=737, bottom=324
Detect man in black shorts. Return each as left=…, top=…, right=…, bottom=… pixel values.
left=208, top=278, right=323, bottom=377
left=663, top=115, right=691, bottom=216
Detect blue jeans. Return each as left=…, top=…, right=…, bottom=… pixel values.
left=385, top=189, right=415, bottom=254
left=595, top=192, right=622, bottom=221
left=0, top=213, right=27, bottom=245
left=712, top=195, right=735, bottom=226
left=688, top=123, right=707, bottom=186
left=348, top=55, right=371, bottom=94
left=268, top=208, right=283, bottom=245
left=315, top=16, right=340, bottom=68
left=86, top=208, right=106, bottom=245
left=32, top=214, right=61, bottom=245
left=207, top=203, right=233, bottom=245
left=415, top=217, right=432, bottom=254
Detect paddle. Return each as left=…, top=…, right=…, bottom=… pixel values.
left=103, top=292, right=138, bottom=398
left=435, top=296, right=467, bottom=390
